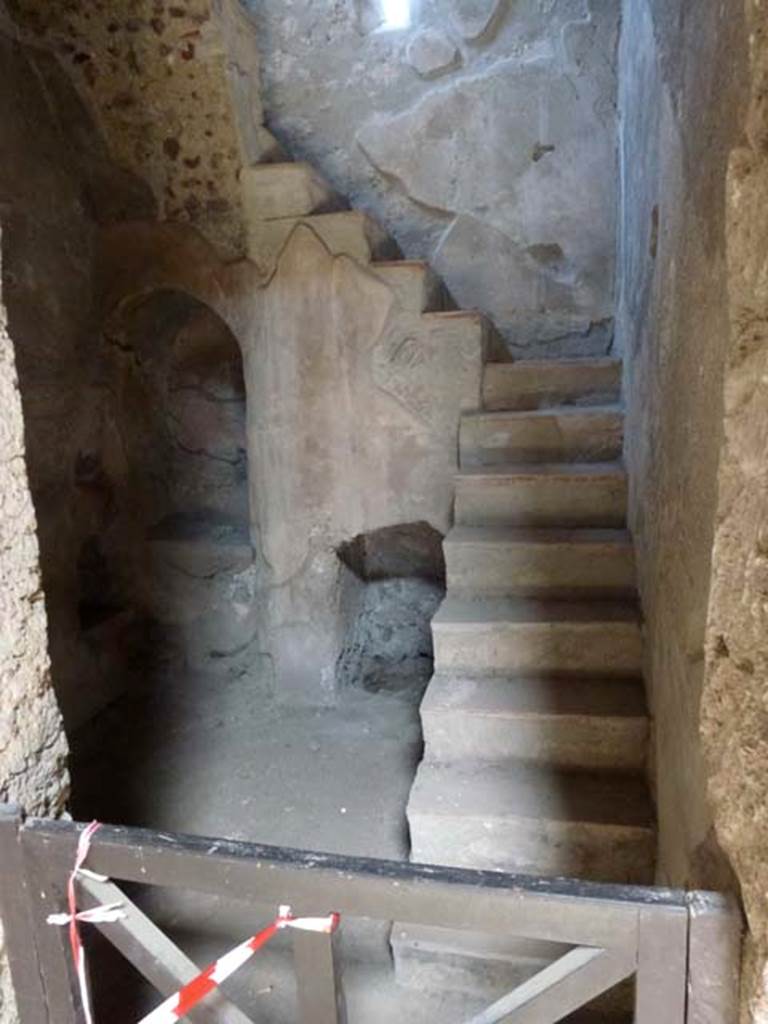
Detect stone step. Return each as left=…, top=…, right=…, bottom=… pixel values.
left=420, top=674, right=648, bottom=771
left=247, top=210, right=400, bottom=269
left=431, top=597, right=642, bottom=677
left=444, top=526, right=635, bottom=598
left=407, top=760, right=655, bottom=883
left=459, top=405, right=624, bottom=466
left=483, top=358, right=622, bottom=412
left=454, top=462, right=627, bottom=528
left=240, top=161, right=345, bottom=220
left=423, top=310, right=509, bottom=363
left=371, top=260, right=447, bottom=313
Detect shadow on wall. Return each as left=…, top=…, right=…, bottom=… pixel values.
left=79, top=289, right=262, bottom=708
left=337, top=522, right=446, bottom=695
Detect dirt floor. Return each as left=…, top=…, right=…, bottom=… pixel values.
left=70, top=667, right=487, bottom=1023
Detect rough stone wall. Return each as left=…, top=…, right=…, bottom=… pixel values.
left=0, top=239, right=69, bottom=1024
left=618, top=0, right=768, bottom=1015
left=253, top=0, right=619, bottom=357
left=701, top=3, right=768, bottom=1017
left=0, top=16, right=161, bottom=730
left=6, top=0, right=269, bottom=257
left=616, top=0, right=748, bottom=889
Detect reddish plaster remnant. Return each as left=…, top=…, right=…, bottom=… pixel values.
left=7, top=0, right=254, bottom=257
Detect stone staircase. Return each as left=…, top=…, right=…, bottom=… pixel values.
left=393, top=358, right=654, bottom=1003
left=240, top=159, right=654, bottom=1010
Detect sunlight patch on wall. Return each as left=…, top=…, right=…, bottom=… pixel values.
left=379, top=0, right=411, bottom=30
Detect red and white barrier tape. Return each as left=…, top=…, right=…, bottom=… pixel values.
left=45, top=821, right=118, bottom=1024
left=47, top=821, right=340, bottom=1024
left=138, top=905, right=340, bottom=1024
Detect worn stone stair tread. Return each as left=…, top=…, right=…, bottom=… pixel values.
left=462, top=403, right=623, bottom=422
left=433, top=595, right=639, bottom=627
left=483, top=359, right=622, bottom=411
left=459, top=404, right=624, bottom=466
left=371, top=260, right=446, bottom=312
left=457, top=461, right=626, bottom=480
left=420, top=675, right=648, bottom=771
left=443, top=524, right=636, bottom=598
left=422, top=673, right=647, bottom=720
left=446, top=525, right=632, bottom=546
left=454, top=461, right=628, bottom=528
left=409, top=760, right=654, bottom=830
left=240, top=161, right=345, bottom=220
left=424, top=310, right=510, bottom=361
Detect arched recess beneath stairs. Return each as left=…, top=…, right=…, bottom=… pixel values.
left=67, top=284, right=269, bottom=803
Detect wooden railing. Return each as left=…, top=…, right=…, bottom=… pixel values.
left=0, top=804, right=741, bottom=1023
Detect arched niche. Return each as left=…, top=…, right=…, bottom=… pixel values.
left=77, top=288, right=260, bottom=706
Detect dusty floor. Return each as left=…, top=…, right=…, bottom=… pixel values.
left=70, top=667, right=487, bottom=1023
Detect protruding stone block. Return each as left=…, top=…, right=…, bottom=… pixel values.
left=406, top=29, right=461, bottom=78
left=241, top=161, right=341, bottom=221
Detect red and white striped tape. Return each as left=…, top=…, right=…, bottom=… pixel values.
left=138, top=906, right=340, bottom=1024
left=45, top=821, right=112, bottom=1024
left=48, top=821, right=340, bottom=1024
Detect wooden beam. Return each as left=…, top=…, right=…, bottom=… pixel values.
left=292, top=926, right=347, bottom=1024
left=0, top=806, right=50, bottom=1022
left=462, top=945, right=636, bottom=1024
left=635, top=904, right=687, bottom=1023
left=686, top=892, right=742, bottom=1024
left=78, top=874, right=256, bottom=1024
left=21, top=819, right=680, bottom=949
left=18, top=825, right=81, bottom=1023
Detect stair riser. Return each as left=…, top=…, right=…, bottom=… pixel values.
left=408, top=814, right=654, bottom=884
left=483, top=364, right=621, bottom=412
left=250, top=211, right=399, bottom=268
left=433, top=622, right=642, bottom=676
left=454, top=477, right=627, bottom=528
left=241, top=163, right=341, bottom=221
left=445, top=542, right=635, bottom=598
left=422, top=711, right=648, bottom=771
left=459, top=413, right=623, bottom=466
left=372, top=263, right=446, bottom=313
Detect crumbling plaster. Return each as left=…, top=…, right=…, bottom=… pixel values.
left=6, top=0, right=272, bottom=258
left=99, top=219, right=486, bottom=701
left=253, top=0, right=620, bottom=356
left=0, top=18, right=160, bottom=733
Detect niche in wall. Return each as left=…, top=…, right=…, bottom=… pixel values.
left=79, top=290, right=260, bottom=702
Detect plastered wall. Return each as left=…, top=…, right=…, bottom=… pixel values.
left=254, top=0, right=620, bottom=357
left=618, top=0, right=768, bottom=1016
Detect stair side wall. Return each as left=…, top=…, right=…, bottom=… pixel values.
left=618, top=0, right=760, bottom=1018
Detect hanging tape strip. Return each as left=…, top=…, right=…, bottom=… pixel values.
left=48, top=821, right=341, bottom=1024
